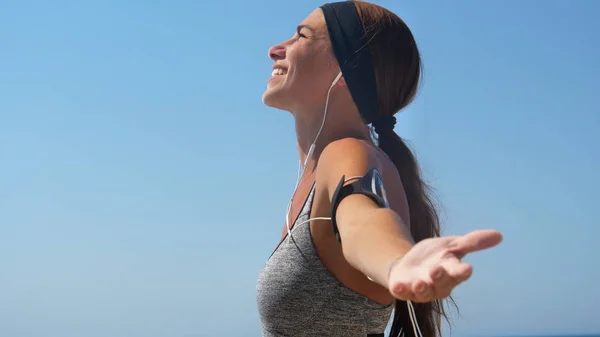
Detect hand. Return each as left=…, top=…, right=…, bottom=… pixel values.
left=388, top=229, right=503, bottom=303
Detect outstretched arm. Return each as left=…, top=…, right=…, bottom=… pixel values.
left=317, top=138, right=415, bottom=288
left=316, top=138, right=502, bottom=302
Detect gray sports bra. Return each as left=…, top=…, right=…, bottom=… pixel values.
left=256, top=184, right=393, bottom=336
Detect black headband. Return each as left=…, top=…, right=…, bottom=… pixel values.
left=320, top=1, right=379, bottom=124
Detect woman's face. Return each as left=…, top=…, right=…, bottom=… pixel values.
left=262, top=9, right=340, bottom=114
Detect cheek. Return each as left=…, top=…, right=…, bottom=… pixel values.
left=288, top=43, right=324, bottom=73
left=289, top=48, right=329, bottom=87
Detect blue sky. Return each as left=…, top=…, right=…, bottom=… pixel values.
left=1, top=0, right=599, bottom=336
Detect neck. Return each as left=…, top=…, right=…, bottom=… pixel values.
left=292, top=96, right=372, bottom=173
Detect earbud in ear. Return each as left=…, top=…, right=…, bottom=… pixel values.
left=330, top=71, right=343, bottom=88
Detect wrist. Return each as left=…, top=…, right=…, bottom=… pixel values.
left=386, top=255, right=405, bottom=287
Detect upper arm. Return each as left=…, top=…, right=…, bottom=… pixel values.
left=316, top=138, right=390, bottom=237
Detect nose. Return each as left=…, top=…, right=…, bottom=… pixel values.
left=268, top=43, right=286, bottom=61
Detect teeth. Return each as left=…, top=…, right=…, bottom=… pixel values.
left=271, top=68, right=287, bottom=76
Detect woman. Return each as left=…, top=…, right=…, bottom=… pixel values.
left=256, top=1, right=502, bottom=336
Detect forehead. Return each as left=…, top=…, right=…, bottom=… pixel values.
left=299, top=8, right=327, bottom=33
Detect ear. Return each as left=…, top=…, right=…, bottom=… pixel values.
left=337, top=75, right=347, bottom=87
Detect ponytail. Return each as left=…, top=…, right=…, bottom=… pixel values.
left=376, top=129, right=450, bottom=337
left=347, top=1, right=455, bottom=334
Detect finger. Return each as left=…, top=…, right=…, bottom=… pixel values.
left=450, top=229, right=503, bottom=257
left=411, top=279, right=434, bottom=303
left=430, top=265, right=454, bottom=299
left=445, top=261, right=473, bottom=283
left=390, top=281, right=412, bottom=301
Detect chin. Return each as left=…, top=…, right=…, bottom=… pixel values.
left=261, top=90, right=274, bottom=107
left=262, top=88, right=286, bottom=110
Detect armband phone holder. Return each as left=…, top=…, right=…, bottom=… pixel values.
left=330, top=167, right=390, bottom=242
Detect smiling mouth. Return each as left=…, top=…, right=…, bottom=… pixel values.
left=271, top=68, right=288, bottom=76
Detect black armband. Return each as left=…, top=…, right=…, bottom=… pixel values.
left=330, top=167, right=390, bottom=242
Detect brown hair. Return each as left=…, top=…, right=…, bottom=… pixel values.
left=352, top=1, right=455, bottom=336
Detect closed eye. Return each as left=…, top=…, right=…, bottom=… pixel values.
left=296, top=24, right=315, bottom=39
left=296, top=27, right=307, bottom=38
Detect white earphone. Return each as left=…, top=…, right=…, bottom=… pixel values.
left=303, top=71, right=343, bottom=168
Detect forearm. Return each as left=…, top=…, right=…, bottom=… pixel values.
left=339, top=207, right=415, bottom=289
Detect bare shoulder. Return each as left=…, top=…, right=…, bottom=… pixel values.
left=317, top=137, right=396, bottom=186
left=316, top=137, right=407, bottom=218
left=318, top=138, right=383, bottom=177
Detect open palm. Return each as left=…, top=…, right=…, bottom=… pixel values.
left=388, top=229, right=503, bottom=302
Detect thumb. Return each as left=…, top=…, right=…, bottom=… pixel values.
left=450, top=229, right=503, bottom=257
